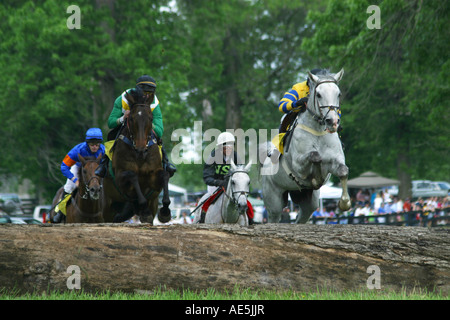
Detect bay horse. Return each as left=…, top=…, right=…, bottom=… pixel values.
left=193, top=160, right=252, bottom=226
left=49, top=154, right=103, bottom=223
left=260, top=69, right=351, bottom=223
left=102, top=88, right=170, bottom=224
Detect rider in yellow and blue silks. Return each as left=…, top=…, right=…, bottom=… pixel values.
left=278, top=68, right=341, bottom=133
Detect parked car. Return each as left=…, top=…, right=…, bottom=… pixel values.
left=33, top=205, right=52, bottom=223
left=0, top=193, right=24, bottom=215
left=10, top=217, right=43, bottom=224
left=0, top=211, right=12, bottom=223
left=434, top=181, right=450, bottom=195
left=411, top=180, right=448, bottom=198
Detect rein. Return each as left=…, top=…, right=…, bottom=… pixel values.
left=306, top=80, right=341, bottom=125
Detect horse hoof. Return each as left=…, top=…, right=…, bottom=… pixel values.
left=158, top=207, right=171, bottom=223
left=338, top=200, right=351, bottom=211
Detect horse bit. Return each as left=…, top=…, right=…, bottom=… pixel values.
left=306, top=80, right=341, bottom=126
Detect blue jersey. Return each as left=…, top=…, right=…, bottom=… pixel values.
left=61, top=142, right=105, bottom=180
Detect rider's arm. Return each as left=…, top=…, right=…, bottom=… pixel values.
left=152, top=104, right=164, bottom=138
left=278, top=81, right=309, bottom=113
left=108, top=95, right=125, bottom=129
left=60, top=144, right=81, bottom=182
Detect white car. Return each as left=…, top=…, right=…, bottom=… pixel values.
left=33, top=205, right=52, bottom=223
left=412, top=180, right=447, bottom=198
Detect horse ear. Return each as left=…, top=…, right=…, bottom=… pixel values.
left=96, top=153, right=102, bottom=162
left=78, top=153, right=85, bottom=165
left=244, top=160, right=252, bottom=172
left=230, top=159, right=237, bottom=172
left=332, top=68, right=344, bottom=82
left=307, top=71, right=320, bottom=85
left=125, top=90, right=135, bottom=105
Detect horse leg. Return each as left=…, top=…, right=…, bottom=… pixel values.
left=266, top=190, right=288, bottom=223
left=120, top=170, right=147, bottom=207
left=336, top=164, right=351, bottom=211
left=295, top=190, right=319, bottom=223
left=296, top=151, right=324, bottom=189
left=157, top=170, right=171, bottom=223
left=113, top=201, right=134, bottom=222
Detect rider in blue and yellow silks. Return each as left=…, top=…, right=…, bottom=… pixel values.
left=53, top=128, right=105, bottom=223
left=272, top=69, right=342, bottom=156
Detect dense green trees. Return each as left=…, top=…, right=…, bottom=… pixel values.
left=0, top=0, right=448, bottom=200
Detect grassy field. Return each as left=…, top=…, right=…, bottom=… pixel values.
left=1, top=286, right=447, bottom=300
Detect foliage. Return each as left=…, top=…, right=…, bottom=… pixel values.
left=302, top=0, right=450, bottom=197
left=0, top=0, right=448, bottom=199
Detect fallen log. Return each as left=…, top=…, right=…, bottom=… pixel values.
left=0, top=223, right=448, bottom=295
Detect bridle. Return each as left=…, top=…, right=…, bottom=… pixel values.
left=80, top=162, right=102, bottom=200
left=119, top=103, right=157, bottom=152
left=222, top=170, right=250, bottom=221
left=306, top=80, right=341, bottom=125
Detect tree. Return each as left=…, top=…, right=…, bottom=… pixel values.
left=0, top=0, right=190, bottom=200
left=302, top=0, right=450, bottom=199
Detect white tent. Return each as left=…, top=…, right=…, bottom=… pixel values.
left=319, top=184, right=343, bottom=213
left=319, top=185, right=342, bottom=199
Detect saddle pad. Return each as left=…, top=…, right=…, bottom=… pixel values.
left=104, top=140, right=162, bottom=161
left=55, top=194, right=72, bottom=216
left=271, top=133, right=286, bottom=154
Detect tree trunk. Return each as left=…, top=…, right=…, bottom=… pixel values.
left=1, top=224, right=448, bottom=295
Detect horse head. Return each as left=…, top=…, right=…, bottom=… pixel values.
left=307, top=69, right=344, bottom=133
left=79, top=153, right=102, bottom=200
left=125, top=88, right=154, bottom=158
left=228, top=160, right=252, bottom=214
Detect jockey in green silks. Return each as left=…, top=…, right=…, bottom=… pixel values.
left=95, top=75, right=176, bottom=178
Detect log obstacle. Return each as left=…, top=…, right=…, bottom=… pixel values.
left=0, top=223, right=448, bottom=295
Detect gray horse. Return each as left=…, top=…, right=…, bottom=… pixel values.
left=193, top=160, right=252, bottom=226
left=260, top=69, right=351, bottom=223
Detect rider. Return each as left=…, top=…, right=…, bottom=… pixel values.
left=201, top=132, right=254, bottom=224
left=95, top=74, right=176, bottom=178
left=53, top=128, right=105, bottom=223
left=278, top=68, right=334, bottom=134
left=203, top=132, right=240, bottom=194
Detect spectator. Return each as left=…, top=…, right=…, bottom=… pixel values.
left=280, top=207, right=291, bottom=223
left=403, top=198, right=412, bottom=212
left=374, top=191, right=384, bottom=212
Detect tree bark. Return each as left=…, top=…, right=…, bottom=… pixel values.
left=0, top=224, right=448, bottom=295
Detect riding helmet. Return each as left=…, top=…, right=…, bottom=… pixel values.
left=216, top=132, right=235, bottom=146
left=85, top=128, right=103, bottom=142
left=136, top=75, right=157, bottom=92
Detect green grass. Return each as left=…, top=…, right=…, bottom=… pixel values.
left=1, top=286, right=447, bottom=300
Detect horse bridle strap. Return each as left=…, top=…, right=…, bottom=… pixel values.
left=308, top=79, right=341, bottom=125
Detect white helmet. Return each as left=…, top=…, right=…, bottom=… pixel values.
left=216, top=132, right=235, bottom=146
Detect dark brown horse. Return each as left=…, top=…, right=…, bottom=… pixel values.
left=102, top=88, right=171, bottom=224
left=49, top=154, right=103, bottom=223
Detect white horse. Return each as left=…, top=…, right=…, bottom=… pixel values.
left=260, top=69, right=351, bottom=223
left=193, top=161, right=252, bottom=226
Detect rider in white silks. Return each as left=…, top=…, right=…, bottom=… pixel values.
left=197, top=132, right=254, bottom=224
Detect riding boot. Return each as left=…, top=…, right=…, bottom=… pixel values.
left=95, top=153, right=109, bottom=178
left=52, top=191, right=70, bottom=223
left=161, top=145, right=176, bottom=177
